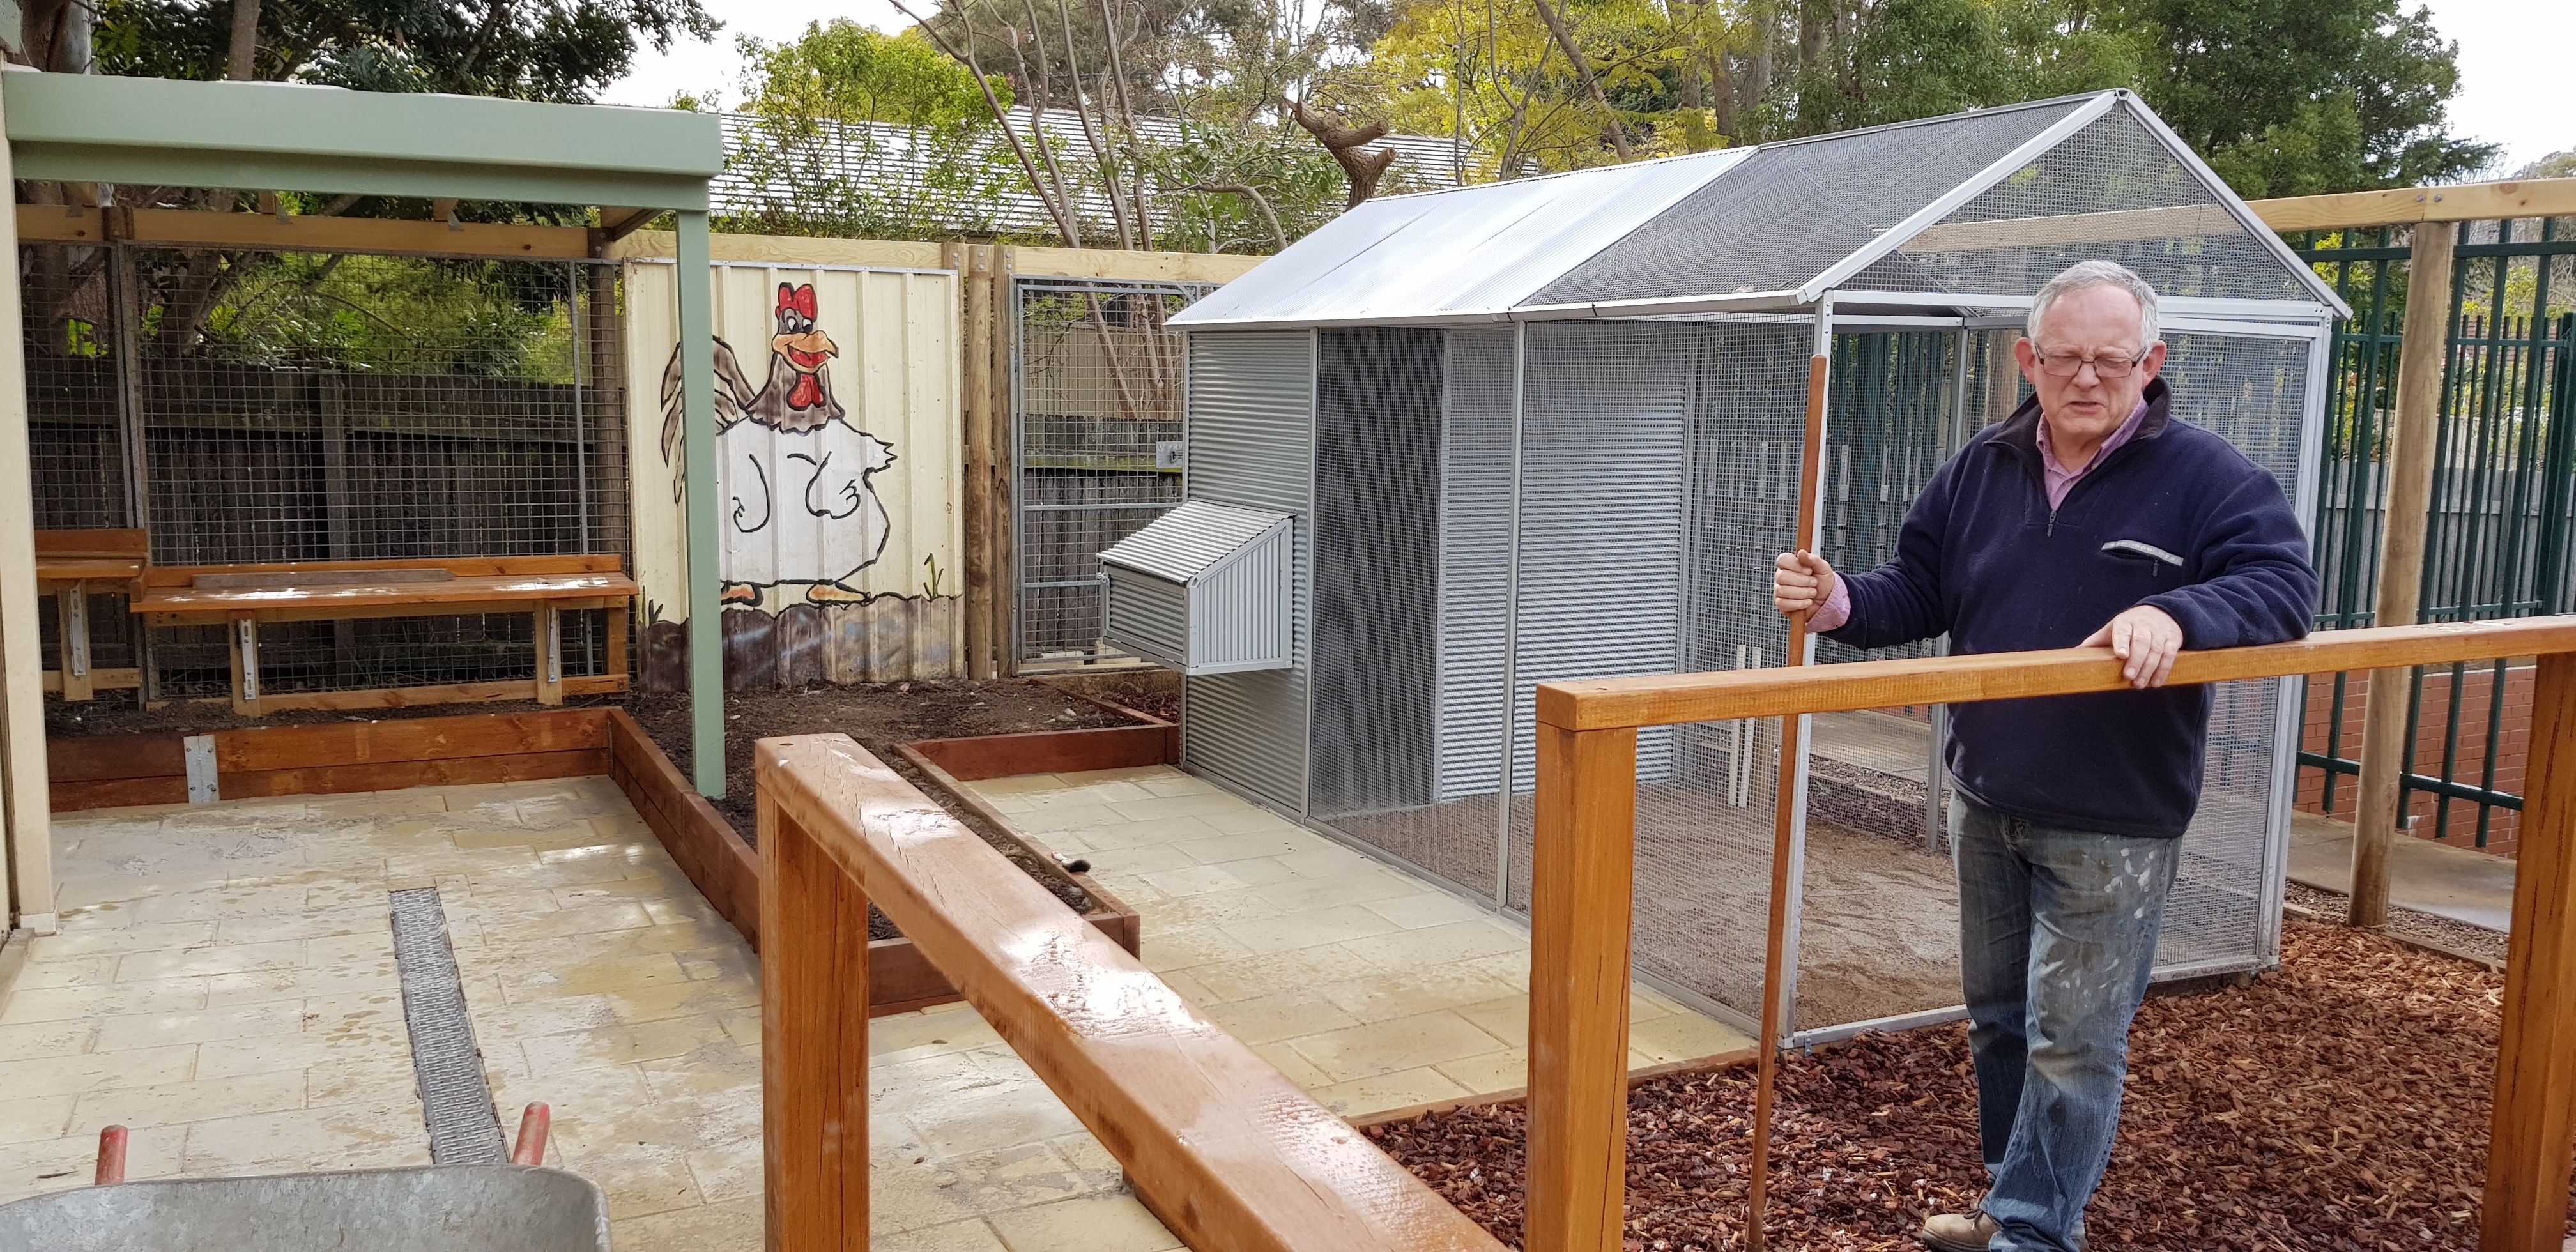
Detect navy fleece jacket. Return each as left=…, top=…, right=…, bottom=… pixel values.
left=1823, top=378, right=2317, bottom=837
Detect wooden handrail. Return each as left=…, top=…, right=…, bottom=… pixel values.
left=1524, top=617, right=2576, bottom=1252
left=755, top=734, right=1506, bottom=1252
left=1535, top=617, right=2576, bottom=731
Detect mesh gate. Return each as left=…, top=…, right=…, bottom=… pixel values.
left=22, top=242, right=630, bottom=699
left=1010, top=277, right=1216, bottom=667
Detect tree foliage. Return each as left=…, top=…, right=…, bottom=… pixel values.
left=1356, top=0, right=2488, bottom=195
left=95, top=0, right=714, bottom=100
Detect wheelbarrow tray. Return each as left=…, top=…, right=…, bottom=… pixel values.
left=0, top=1163, right=612, bottom=1251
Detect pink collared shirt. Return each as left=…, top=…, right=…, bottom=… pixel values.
left=1807, top=399, right=2150, bottom=632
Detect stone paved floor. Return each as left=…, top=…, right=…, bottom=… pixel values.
left=963, top=765, right=1752, bottom=1117
left=0, top=778, right=774, bottom=1251
left=1, top=763, right=1751, bottom=1252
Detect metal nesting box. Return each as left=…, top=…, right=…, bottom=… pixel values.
left=1100, top=499, right=1294, bottom=674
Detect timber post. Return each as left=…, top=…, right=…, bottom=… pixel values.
left=2482, top=650, right=2576, bottom=1251
left=756, top=762, right=872, bottom=1251
left=962, top=245, right=997, bottom=682
left=2349, top=222, right=2455, bottom=927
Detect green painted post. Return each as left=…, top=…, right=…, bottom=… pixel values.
left=676, top=210, right=725, bottom=798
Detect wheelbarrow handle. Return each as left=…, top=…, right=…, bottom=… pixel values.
left=95, top=1126, right=128, bottom=1185
left=512, top=1103, right=551, bottom=1166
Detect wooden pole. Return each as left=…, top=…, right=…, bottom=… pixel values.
left=1523, top=721, right=1640, bottom=1252
left=990, top=246, right=1018, bottom=675
left=962, top=245, right=997, bottom=682
left=2350, top=222, right=2455, bottom=927
left=758, top=776, right=871, bottom=1251
left=2481, top=649, right=2576, bottom=1251
left=1744, top=344, right=1832, bottom=1251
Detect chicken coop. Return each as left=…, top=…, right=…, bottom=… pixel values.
left=1145, top=89, right=2348, bottom=1041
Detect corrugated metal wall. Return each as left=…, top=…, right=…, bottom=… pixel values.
left=1310, top=329, right=1445, bottom=819
left=1104, top=567, right=1189, bottom=665
left=624, top=257, right=963, bottom=687
left=1437, top=328, right=1516, bottom=802
left=1505, top=323, right=1692, bottom=797
left=1180, top=331, right=1314, bottom=811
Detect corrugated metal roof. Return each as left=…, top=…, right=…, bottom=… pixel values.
left=1171, top=148, right=1752, bottom=328
left=1172, top=91, right=2347, bottom=329
left=1100, top=498, right=1292, bottom=583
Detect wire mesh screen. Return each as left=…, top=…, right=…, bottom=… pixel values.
left=1309, top=330, right=1445, bottom=821
left=21, top=243, right=630, bottom=699
left=1013, top=277, right=1214, bottom=666
left=1526, top=100, right=2089, bottom=308
left=1850, top=109, right=2314, bottom=304
left=2148, top=332, right=2310, bottom=970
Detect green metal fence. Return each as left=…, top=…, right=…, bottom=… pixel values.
left=2290, top=218, right=2576, bottom=851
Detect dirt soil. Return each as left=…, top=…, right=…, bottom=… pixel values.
left=1366, top=919, right=2566, bottom=1251
left=1032, top=668, right=1181, bottom=722
left=627, top=680, right=1140, bottom=938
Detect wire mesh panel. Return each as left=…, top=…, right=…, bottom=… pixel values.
left=1012, top=278, right=1215, bottom=667
left=20, top=243, right=630, bottom=699
left=2149, top=332, right=2312, bottom=970
left=1309, top=329, right=1445, bottom=822
left=1850, top=109, right=2315, bottom=305
left=1526, top=99, right=2091, bottom=308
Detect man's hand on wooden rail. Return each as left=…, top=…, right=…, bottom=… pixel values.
left=2080, top=604, right=2184, bottom=689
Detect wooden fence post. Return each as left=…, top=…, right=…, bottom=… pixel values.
left=2350, top=222, right=2455, bottom=927
left=990, top=246, right=1017, bottom=676
left=2482, top=649, right=2576, bottom=1251
left=1524, top=721, right=1639, bottom=1252
left=962, top=245, right=997, bottom=682
left=758, top=772, right=872, bottom=1251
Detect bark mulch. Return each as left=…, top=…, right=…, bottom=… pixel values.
left=1365, top=919, right=2566, bottom=1251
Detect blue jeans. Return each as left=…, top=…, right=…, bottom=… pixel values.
left=1952, top=795, right=2178, bottom=1252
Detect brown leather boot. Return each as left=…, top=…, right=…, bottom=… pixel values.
left=1919, top=1209, right=2002, bottom=1251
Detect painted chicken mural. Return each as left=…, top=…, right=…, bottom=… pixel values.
left=660, top=282, right=897, bottom=606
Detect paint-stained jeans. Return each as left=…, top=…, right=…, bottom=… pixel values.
left=1952, top=795, right=2179, bottom=1252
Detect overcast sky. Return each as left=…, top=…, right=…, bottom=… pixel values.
left=602, top=0, right=2573, bottom=172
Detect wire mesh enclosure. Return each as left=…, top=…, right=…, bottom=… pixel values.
left=20, top=241, right=631, bottom=700
left=1011, top=277, right=1217, bottom=668
left=1158, top=89, right=2341, bottom=1041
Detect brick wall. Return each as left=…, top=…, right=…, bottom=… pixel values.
left=2297, top=662, right=2533, bottom=857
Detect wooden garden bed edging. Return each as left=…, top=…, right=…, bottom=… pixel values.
left=903, top=716, right=1176, bottom=782
left=48, top=710, right=612, bottom=810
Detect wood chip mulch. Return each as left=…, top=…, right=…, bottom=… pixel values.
left=1365, top=920, right=2568, bottom=1250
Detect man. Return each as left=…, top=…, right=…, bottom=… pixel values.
left=1770, top=260, right=2316, bottom=1252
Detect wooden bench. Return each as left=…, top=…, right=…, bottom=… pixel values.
left=128, top=555, right=636, bottom=716
left=36, top=530, right=148, bottom=702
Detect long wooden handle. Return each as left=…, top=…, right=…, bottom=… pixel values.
left=1745, top=352, right=1831, bottom=1252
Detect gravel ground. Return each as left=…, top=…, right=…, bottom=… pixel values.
left=1365, top=919, right=2560, bottom=1251
left=2281, top=879, right=2507, bottom=967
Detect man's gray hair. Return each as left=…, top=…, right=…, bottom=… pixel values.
left=2027, top=260, right=2161, bottom=347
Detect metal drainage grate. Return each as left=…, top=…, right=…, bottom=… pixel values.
left=388, top=887, right=507, bottom=1164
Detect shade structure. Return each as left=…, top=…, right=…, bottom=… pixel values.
left=1174, top=89, right=2345, bottom=330
left=1145, top=90, right=2335, bottom=1041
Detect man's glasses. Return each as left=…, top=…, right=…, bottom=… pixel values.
left=2034, top=348, right=2150, bottom=379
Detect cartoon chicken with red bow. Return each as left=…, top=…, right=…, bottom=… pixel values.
left=660, top=281, right=897, bottom=606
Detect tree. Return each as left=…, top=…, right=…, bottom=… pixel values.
left=2104, top=0, right=2494, bottom=197
left=717, top=22, right=1035, bottom=239
left=94, top=0, right=714, bottom=100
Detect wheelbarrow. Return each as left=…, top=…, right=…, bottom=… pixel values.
left=0, top=1103, right=612, bottom=1251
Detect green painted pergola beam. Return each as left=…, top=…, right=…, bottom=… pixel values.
left=0, top=69, right=731, bottom=797
left=1, top=71, right=722, bottom=210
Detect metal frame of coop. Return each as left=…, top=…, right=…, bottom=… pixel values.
left=1151, top=89, right=2352, bottom=1044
